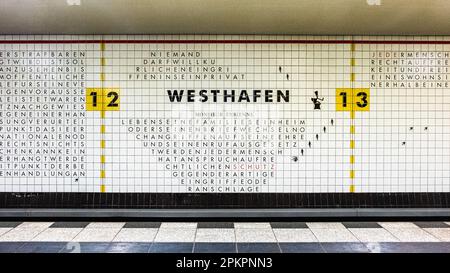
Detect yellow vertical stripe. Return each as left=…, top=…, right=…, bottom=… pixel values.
left=349, top=184, right=355, bottom=193
left=350, top=43, right=356, bottom=193
left=100, top=42, right=106, bottom=194
left=350, top=111, right=355, bottom=119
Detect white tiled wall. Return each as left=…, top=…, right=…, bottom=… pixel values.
left=0, top=35, right=449, bottom=193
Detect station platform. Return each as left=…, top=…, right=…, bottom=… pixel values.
left=1, top=221, right=450, bottom=253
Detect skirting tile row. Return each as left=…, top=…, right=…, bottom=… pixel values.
left=2, top=242, right=450, bottom=253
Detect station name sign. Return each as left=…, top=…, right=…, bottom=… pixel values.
left=167, top=89, right=290, bottom=103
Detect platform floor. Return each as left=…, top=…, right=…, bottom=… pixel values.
left=1, top=221, right=450, bottom=253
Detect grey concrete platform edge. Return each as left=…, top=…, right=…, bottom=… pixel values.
left=0, top=208, right=450, bottom=218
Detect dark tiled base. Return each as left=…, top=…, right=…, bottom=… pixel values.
left=3, top=192, right=450, bottom=208
left=197, top=222, right=234, bottom=228
left=279, top=243, right=324, bottom=253
left=194, top=243, right=237, bottom=253
left=50, top=222, right=90, bottom=228
left=270, top=222, right=308, bottom=229
left=237, top=243, right=281, bottom=253
left=342, top=222, right=382, bottom=228
left=149, top=243, right=193, bottom=253
left=123, top=222, right=161, bottom=228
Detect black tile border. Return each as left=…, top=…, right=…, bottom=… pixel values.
left=197, top=222, right=235, bottom=229
left=342, top=222, right=382, bottom=228
left=270, top=222, right=308, bottom=229
left=123, top=222, right=161, bottom=228
left=413, top=222, right=450, bottom=228
left=1, top=192, right=450, bottom=209
left=49, top=222, right=90, bottom=228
